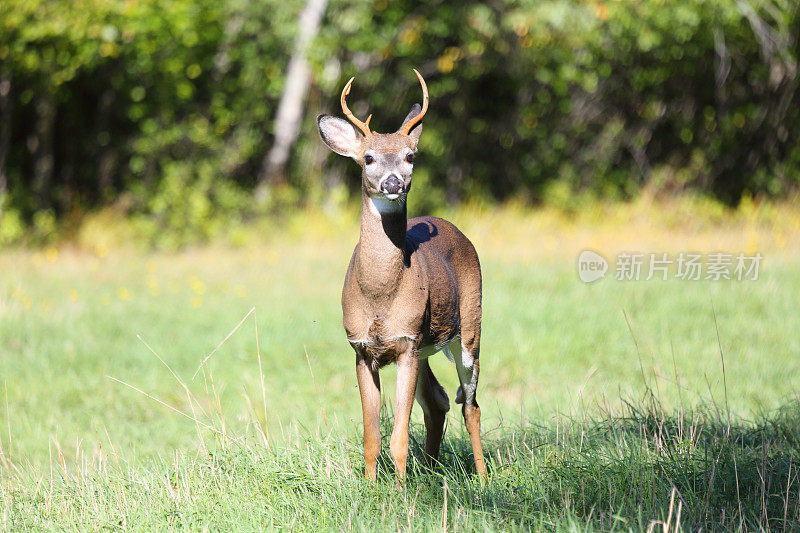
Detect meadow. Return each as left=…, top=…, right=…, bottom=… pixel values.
left=2, top=198, right=800, bottom=530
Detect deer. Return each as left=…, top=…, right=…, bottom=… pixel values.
left=316, top=69, right=486, bottom=483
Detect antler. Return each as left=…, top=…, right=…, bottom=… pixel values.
left=397, top=69, right=429, bottom=136
left=341, top=77, right=373, bottom=137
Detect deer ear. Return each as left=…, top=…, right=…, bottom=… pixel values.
left=408, top=121, right=423, bottom=147
left=317, top=115, right=362, bottom=158
left=398, top=104, right=423, bottom=147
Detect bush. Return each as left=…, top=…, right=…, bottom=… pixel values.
left=0, top=0, right=797, bottom=244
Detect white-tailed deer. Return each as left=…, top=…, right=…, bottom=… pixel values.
left=317, top=70, right=485, bottom=482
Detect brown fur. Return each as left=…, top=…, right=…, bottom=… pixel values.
left=318, top=97, right=486, bottom=483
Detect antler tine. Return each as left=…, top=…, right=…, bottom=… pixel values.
left=340, top=77, right=372, bottom=137
left=398, top=69, right=429, bottom=136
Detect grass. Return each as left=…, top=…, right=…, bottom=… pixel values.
left=2, top=198, right=800, bottom=529
left=4, top=398, right=800, bottom=530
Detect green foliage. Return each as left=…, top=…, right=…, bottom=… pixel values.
left=0, top=206, right=24, bottom=245
left=132, top=159, right=255, bottom=249
left=323, top=0, right=799, bottom=204
left=0, top=0, right=295, bottom=245
left=0, top=0, right=798, bottom=244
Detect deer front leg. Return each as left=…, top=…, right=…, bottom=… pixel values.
left=356, top=353, right=381, bottom=481
left=390, top=346, right=419, bottom=484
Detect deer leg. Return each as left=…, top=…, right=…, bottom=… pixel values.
left=414, top=358, right=450, bottom=468
left=454, top=342, right=486, bottom=479
left=390, top=346, right=419, bottom=484
left=355, top=353, right=381, bottom=481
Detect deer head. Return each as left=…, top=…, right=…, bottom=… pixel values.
left=317, top=69, right=428, bottom=208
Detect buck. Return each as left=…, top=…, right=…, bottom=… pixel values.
left=316, top=69, right=486, bottom=482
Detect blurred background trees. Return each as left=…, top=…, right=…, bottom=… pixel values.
left=0, top=0, right=797, bottom=246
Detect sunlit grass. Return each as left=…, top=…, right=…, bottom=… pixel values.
left=5, top=400, right=800, bottom=530
left=1, top=198, right=800, bottom=528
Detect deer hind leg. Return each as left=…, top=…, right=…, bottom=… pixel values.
left=453, top=336, right=486, bottom=478
left=414, top=358, right=450, bottom=468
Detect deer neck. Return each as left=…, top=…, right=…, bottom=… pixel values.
left=355, top=193, right=408, bottom=301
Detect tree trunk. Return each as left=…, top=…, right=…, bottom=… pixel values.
left=0, top=71, right=11, bottom=216
left=257, top=0, right=327, bottom=188
left=32, top=92, right=56, bottom=210
left=96, top=89, right=117, bottom=200
left=212, top=11, right=244, bottom=83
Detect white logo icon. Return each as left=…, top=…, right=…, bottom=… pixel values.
left=578, top=250, right=608, bottom=283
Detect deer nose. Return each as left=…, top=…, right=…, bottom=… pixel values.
left=381, top=175, right=404, bottom=195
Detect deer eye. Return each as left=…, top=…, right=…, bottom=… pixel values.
left=405, top=153, right=414, bottom=164
left=364, top=154, right=374, bottom=165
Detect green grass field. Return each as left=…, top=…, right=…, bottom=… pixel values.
left=2, top=201, right=800, bottom=530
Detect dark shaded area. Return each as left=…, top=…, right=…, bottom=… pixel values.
left=374, top=399, right=800, bottom=530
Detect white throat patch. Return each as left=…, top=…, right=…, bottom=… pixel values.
left=368, top=196, right=404, bottom=216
